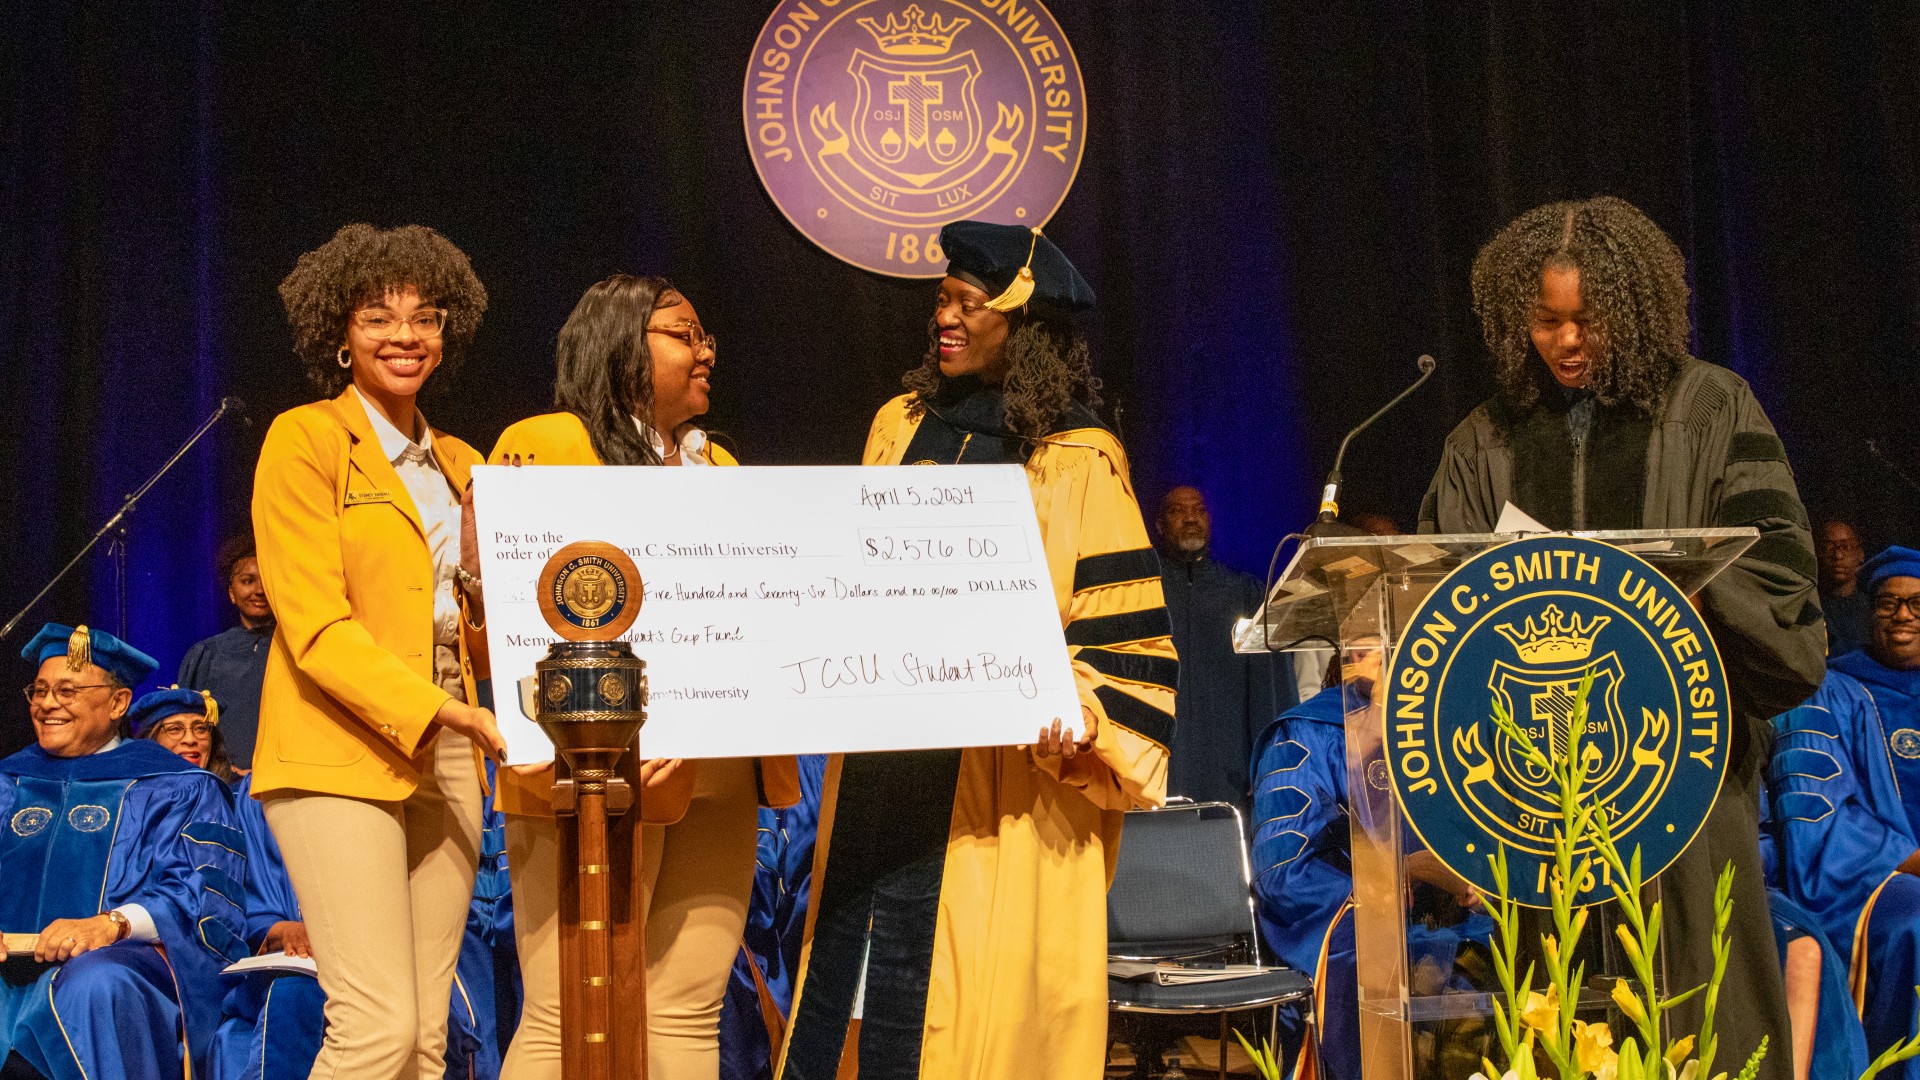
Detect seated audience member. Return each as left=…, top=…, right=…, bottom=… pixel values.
left=129, top=686, right=239, bottom=783
left=1, top=623, right=247, bottom=1080
left=208, top=762, right=515, bottom=1080
left=1158, top=485, right=1292, bottom=822
left=1766, top=547, right=1920, bottom=1078
left=1251, top=676, right=1495, bottom=1080
left=1829, top=545, right=1920, bottom=837
left=177, top=533, right=273, bottom=769
left=1815, top=521, right=1870, bottom=658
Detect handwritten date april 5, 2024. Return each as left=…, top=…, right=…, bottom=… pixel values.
left=781, top=651, right=1040, bottom=698
left=859, top=483, right=977, bottom=510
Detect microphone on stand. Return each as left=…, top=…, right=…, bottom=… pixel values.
left=1307, top=354, right=1437, bottom=537
left=0, top=394, right=251, bottom=643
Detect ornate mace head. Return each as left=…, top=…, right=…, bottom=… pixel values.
left=528, top=541, right=648, bottom=785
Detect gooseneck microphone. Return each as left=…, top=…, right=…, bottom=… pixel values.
left=1311, top=354, right=1437, bottom=535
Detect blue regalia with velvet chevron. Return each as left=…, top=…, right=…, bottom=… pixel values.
left=1768, top=661, right=1920, bottom=1077
left=0, top=738, right=248, bottom=1080
left=207, top=773, right=324, bottom=1080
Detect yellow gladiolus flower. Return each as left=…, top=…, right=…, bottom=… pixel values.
left=1610, top=979, right=1647, bottom=1025
left=1573, top=1019, right=1616, bottom=1073
left=1519, top=984, right=1560, bottom=1031
left=1665, top=1034, right=1696, bottom=1071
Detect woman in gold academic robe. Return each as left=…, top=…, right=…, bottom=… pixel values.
left=251, top=223, right=507, bottom=1080
left=487, top=273, right=800, bottom=1080
left=776, top=222, right=1176, bottom=1080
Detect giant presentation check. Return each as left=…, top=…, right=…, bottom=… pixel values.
left=471, top=464, right=1081, bottom=763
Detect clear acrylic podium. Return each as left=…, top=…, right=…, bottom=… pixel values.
left=1234, top=528, right=1757, bottom=1080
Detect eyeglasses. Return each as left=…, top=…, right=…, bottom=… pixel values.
left=153, top=720, right=216, bottom=739
left=647, top=323, right=716, bottom=356
left=22, top=683, right=111, bottom=707
left=1873, top=594, right=1920, bottom=620
left=354, top=308, right=448, bottom=339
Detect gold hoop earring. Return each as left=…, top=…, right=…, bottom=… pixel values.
left=337, top=346, right=352, bottom=369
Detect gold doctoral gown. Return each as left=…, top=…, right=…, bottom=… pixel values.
left=777, top=392, right=1175, bottom=1080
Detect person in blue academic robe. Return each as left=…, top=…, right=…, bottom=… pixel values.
left=1, top=623, right=248, bottom=1080
left=447, top=764, right=517, bottom=1080
left=210, top=762, right=517, bottom=1080
left=1828, top=547, right=1920, bottom=839
left=720, top=754, right=826, bottom=1080
left=1251, top=682, right=1496, bottom=1080
left=175, top=534, right=274, bottom=769
left=1770, top=546, right=1920, bottom=1077
left=206, top=769, right=325, bottom=1080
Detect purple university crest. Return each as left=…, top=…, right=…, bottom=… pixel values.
left=745, top=0, right=1087, bottom=278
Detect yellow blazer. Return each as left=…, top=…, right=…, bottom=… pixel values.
left=251, top=386, right=489, bottom=802
left=487, top=411, right=800, bottom=815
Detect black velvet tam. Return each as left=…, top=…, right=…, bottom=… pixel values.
left=938, top=220, right=1096, bottom=314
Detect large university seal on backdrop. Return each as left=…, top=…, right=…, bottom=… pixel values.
left=745, top=0, right=1086, bottom=277
left=1384, top=536, right=1731, bottom=907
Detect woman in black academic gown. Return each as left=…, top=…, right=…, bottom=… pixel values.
left=1421, top=196, right=1825, bottom=1080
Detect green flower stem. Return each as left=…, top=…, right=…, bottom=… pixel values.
left=1484, top=845, right=1528, bottom=1066
left=1477, top=665, right=1768, bottom=1080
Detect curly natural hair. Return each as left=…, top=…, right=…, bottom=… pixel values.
left=901, top=312, right=1101, bottom=440
left=278, top=223, right=489, bottom=394
left=1471, top=196, right=1691, bottom=413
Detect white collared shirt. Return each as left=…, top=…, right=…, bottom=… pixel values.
left=356, top=389, right=466, bottom=702
left=634, top=418, right=713, bottom=466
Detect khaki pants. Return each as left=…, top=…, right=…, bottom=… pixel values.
left=263, top=731, right=483, bottom=1080
left=502, top=757, right=759, bottom=1080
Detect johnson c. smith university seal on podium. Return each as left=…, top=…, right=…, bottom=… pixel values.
left=1384, top=535, right=1731, bottom=907
left=745, top=0, right=1086, bottom=277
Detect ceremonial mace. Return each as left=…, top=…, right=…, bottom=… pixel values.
left=528, top=542, right=651, bottom=1080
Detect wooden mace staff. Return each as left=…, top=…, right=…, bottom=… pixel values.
left=532, top=542, right=653, bottom=1080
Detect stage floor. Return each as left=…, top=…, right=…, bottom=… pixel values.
left=1106, top=1033, right=1260, bottom=1077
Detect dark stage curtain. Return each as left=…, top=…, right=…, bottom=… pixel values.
left=4, top=1, right=1917, bottom=756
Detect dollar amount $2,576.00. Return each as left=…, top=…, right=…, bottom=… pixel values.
left=857, top=526, right=1027, bottom=566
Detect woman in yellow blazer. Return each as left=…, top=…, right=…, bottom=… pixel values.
left=489, top=273, right=799, bottom=1080
left=252, top=223, right=507, bottom=1080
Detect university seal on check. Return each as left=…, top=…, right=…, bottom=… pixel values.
left=1384, top=535, right=1730, bottom=907
left=538, top=541, right=644, bottom=641
left=744, top=0, right=1086, bottom=277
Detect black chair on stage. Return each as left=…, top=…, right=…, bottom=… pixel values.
left=1107, top=799, right=1315, bottom=1080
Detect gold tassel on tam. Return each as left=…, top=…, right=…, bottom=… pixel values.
left=983, top=226, right=1044, bottom=312
left=66, top=625, right=92, bottom=673
left=195, top=687, right=220, bottom=727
